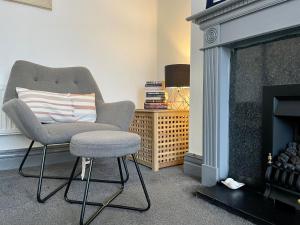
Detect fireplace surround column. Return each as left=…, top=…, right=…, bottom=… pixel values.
left=202, top=28, right=231, bottom=186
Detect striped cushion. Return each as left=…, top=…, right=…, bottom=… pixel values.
left=70, top=93, right=97, bottom=122
left=16, top=87, right=96, bottom=124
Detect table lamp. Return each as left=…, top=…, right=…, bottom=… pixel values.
left=165, top=64, right=190, bottom=110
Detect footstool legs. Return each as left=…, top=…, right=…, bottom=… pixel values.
left=117, top=158, right=125, bottom=187
left=122, top=156, right=130, bottom=183
left=64, top=154, right=151, bottom=225
left=18, top=141, right=129, bottom=204
left=80, top=159, right=94, bottom=225
left=131, top=154, right=151, bottom=211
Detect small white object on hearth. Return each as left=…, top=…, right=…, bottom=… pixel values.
left=221, top=178, right=245, bottom=190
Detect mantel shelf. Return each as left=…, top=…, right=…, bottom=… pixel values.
left=187, top=0, right=288, bottom=30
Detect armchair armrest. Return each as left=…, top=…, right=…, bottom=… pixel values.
left=96, top=101, right=135, bottom=131
left=2, top=98, right=48, bottom=143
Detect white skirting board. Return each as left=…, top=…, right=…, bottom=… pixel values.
left=0, top=145, right=73, bottom=171
left=183, top=153, right=202, bottom=181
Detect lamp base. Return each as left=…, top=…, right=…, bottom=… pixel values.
left=166, top=88, right=189, bottom=111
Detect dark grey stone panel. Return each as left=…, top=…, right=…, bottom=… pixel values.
left=229, top=36, right=300, bottom=186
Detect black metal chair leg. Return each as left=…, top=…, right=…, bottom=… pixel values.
left=19, top=141, right=129, bottom=184
left=37, top=145, right=70, bottom=203
left=19, top=141, right=72, bottom=180
left=18, top=140, right=35, bottom=176
left=80, top=159, right=94, bottom=225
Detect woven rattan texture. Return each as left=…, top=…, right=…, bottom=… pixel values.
left=129, top=110, right=189, bottom=171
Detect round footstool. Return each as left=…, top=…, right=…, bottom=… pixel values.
left=70, top=130, right=141, bottom=158
left=64, top=130, right=151, bottom=225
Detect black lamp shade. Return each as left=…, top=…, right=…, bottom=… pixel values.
left=165, top=64, right=190, bottom=87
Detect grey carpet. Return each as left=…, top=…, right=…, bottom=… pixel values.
left=0, top=159, right=254, bottom=225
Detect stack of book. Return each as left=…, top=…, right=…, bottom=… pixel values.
left=144, top=81, right=168, bottom=110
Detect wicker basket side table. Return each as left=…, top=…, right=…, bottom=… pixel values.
left=129, top=109, right=189, bottom=171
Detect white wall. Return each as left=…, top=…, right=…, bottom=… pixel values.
left=157, top=0, right=191, bottom=79
left=0, top=0, right=157, bottom=151
left=189, top=0, right=205, bottom=155
left=156, top=0, right=205, bottom=156
left=0, top=0, right=205, bottom=154
left=0, top=0, right=157, bottom=106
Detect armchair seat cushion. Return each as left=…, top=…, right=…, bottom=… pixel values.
left=41, top=122, right=120, bottom=145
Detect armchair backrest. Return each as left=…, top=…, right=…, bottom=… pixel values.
left=4, top=60, right=104, bottom=112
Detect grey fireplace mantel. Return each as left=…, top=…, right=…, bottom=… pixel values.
left=187, top=0, right=300, bottom=186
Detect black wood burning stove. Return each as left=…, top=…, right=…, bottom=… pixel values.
left=263, top=85, right=300, bottom=210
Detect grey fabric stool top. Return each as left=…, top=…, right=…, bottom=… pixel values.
left=65, top=130, right=151, bottom=225
left=70, top=130, right=141, bottom=158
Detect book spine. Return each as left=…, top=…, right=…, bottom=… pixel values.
left=146, top=95, right=165, bottom=98
left=145, top=81, right=165, bottom=88
left=144, top=81, right=167, bottom=109
left=145, top=99, right=166, bottom=103
left=145, top=91, right=165, bottom=94
left=145, top=87, right=165, bottom=92
left=145, top=97, right=166, bottom=101
left=145, top=81, right=163, bottom=85
left=144, top=105, right=168, bottom=109
left=144, top=103, right=168, bottom=108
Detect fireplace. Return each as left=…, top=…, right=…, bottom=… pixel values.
left=187, top=0, right=300, bottom=186
left=187, top=0, right=300, bottom=223
left=263, top=84, right=300, bottom=210
left=229, top=35, right=300, bottom=188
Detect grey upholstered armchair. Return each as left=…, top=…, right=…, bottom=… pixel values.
left=2, top=60, right=135, bottom=203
